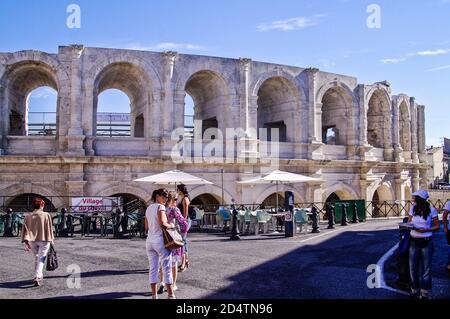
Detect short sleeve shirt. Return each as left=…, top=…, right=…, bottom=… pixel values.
left=409, top=205, right=439, bottom=238
left=146, top=203, right=166, bottom=243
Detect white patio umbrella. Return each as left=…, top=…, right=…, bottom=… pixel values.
left=134, top=170, right=213, bottom=190
left=238, top=170, right=322, bottom=210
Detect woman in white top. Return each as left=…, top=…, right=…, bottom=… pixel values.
left=144, top=189, right=176, bottom=299
left=407, top=190, right=440, bottom=299
left=443, top=201, right=450, bottom=271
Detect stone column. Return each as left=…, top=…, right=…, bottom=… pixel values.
left=419, top=168, right=428, bottom=190
left=357, top=85, right=369, bottom=147
left=392, top=98, right=402, bottom=161
left=410, top=97, right=419, bottom=164
left=162, top=51, right=178, bottom=137
left=412, top=168, right=420, bottom=192
left=417, top=105, right=426, bottom=163
left=66, top=45, right=86, bottom=156
left=394, top=177, right=403, bottom=203
left=238, top=58, right=258, bottom=159
left=306, top=68, right=321, bottom=144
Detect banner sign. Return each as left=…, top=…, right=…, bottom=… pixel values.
left=71, top=197, right=121, bottom=214
left=97, top=113, right=130, bottom=123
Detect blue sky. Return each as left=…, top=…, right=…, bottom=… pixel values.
left=1, top=0, right=449, bottom=146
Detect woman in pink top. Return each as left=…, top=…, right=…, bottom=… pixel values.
left=165, top=192, right=189, bottom=291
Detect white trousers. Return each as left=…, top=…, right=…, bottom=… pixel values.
left=29, top=241, right=51, bottom=279
left=146, top=239, right=173, bottom=285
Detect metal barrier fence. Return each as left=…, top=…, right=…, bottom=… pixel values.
left=1, top=196, right=449, bottom=220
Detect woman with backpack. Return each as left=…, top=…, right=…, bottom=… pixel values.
left=407, top=190, right=440, bottom=299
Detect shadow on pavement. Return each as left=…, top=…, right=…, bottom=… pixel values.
left=204, top=228, right=405, bottom=299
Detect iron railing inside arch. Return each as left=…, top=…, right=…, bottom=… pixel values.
left=26, top=112, right=196, bottom=137
left=26, top=112, right=133, bottom=137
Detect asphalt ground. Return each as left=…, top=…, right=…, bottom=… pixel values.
left=0, top=219, right=448, bottom=299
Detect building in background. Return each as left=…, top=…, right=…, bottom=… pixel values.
left=427, top=138, right=450, bottom=188
left=0, top=45, right=429, bottom=214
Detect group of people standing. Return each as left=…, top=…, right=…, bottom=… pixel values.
left=145, top=184, right=192, bottom=299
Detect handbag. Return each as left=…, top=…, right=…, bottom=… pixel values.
left=162, top=227, right=184, bottom=250
left=46, top=243, right=59, bottom=271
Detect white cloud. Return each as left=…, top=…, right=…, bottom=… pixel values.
left=257, top=15, right=325, bottom=32
left=319, top=58, right=337, bottom=68
left=427, top=64, right=450, bottom=71
left=415, top=49, right=450, bottom=56
left=380, top=58, right=406, bottom=64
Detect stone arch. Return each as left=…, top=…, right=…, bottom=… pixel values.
left=370, top=180, right=395, bottom=202
left=254, top=185, right=304, bottom=205
left=91, top=62, right=153, bottom=137
left=321, top=182, right=358, bottom=202
left=253, top=74, right=303, bottom=143
left=1, top=57, right=65, bottom=137
left=366, top=88, right=392, bottom=149
left=317, top=82, right=357, bottom=146
left=86, top=54, right=162, bottom=92
left=251, top=69, right=306, bottom=100
left=0, top=183, right=65, bottom=209
left=94, top=184, right=153, bottom=204
left=189, top=184, right=234, bottom=205
left=180, top=70, right=233, bottom=136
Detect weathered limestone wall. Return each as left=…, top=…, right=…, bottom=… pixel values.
left=0, top=45, right=430, bottom=208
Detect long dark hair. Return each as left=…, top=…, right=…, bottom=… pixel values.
left=413, top=196, right=431, bottom=220
left=177, top=184, right=189, bottom=198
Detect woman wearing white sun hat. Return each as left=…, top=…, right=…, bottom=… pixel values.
left=443, top=201, right=450, bottom=271
left=407, top=189, right=440, bottom=299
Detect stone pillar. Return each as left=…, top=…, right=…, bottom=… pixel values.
left=392, top=98, right=402, bottom=161
left=412, top=168, right=420, bottom=192
left=410, top=98, right=419, bottom=164
left=357, top=85, right=369, bottom=147
left=66, top=45, right=86, bottom=156
left=394, top=177, right=403, bottom=203
left=417, top=105, right=426, bottom=163
left=237, top=58, right=258, bottom=159
left=162, top=51, right=178, bottom=137
left=306, top=68, right=321, bottom=144
left=238, top=58, right=253, bottom=135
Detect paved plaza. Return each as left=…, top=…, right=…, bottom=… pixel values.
left=0, top=219, right=449, bottom=299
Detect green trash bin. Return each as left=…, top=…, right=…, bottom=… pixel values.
left=333, top=200, right=366, bottom=223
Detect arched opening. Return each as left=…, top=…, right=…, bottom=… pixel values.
left=6, top=193, right=56, bottom=212
left=97, top=89, right=132, bottom=137
left=257, top=77, right=299, bottom=143
left=111, top=193, right=147, bottom=214
left=367, top=90, right=390, bottom=148
left=399, top=101, right=411, bottom=151
left=4, top=62, right=59, bottom=136
left=321, top=87, right=352, bottom=146
left=93, top=63, right=149, bottom=138
left=26, top=86, right=58, bottom=136
left=184, top=71, right=230, bottom=139
left=261, top=193, right=285, bottom=209
left=372, top=185, right=394, bottom=217
left=191, top=194, right=221, bottom=212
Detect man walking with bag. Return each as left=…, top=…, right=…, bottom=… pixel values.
left=21, top=198, right=55, bottom=287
